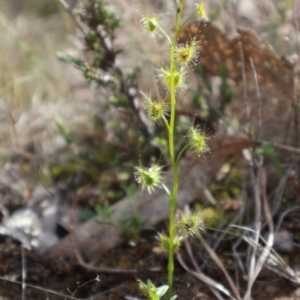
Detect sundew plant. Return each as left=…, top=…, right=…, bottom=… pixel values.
left=134, top=1, right=209, bottom=299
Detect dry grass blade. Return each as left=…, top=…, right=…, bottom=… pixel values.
left=0, top=275, right=83, bottom=300
left=242, top=235, right=300, bottom=285
left=244, top=167, right=274, bottom=300
left=176, top=251, right=235, bottom=300
left=197, top=234, right=241, bottom=300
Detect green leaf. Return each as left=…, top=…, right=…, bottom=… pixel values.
left=56, top=51, right=73, bottom=63
left=124, top=183, right=138, bottom=197
left=95, top=201, right=115, bottom=219
left=256, top=142, right=282, bottom=171
left=156, top=285, right=169, bottom=297
left=77, top=208, right=96, bottom=222
left=55, top=116, right=73, bottom=144
left=109, top=94, right=127, bottom=107
left=137, top=279, right=167, bottom=300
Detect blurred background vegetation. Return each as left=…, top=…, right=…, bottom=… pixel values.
left=1, top=0, right=300, bottom=299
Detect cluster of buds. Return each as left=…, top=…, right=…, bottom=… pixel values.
left=155, top=210, right=204, bottom=254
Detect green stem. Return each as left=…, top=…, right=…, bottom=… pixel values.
left=167, top=1, right=184, bottom=299
left=157, top=25, right=172, bottom=44
left=176, top=144, right=189, bottom=165
left=174, top=0, right=184, bottom=40
left=166, top=42, right=176, bottom=300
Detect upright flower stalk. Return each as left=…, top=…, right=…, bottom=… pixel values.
left=136, top=1, right=209, bottom=299
left=166, top=1, right=184, bottom=296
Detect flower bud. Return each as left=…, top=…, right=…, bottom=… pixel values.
left=140, top=15, right=160, bottom=37
left=158, top=67, right=187, bottom=92
left=177, top=211, right=204, bottom=237
left=187, top=125, right=210, bottom=156
left=174, top=38, right=200, bottom=66
left=196, top=1, right=209, bottom=22
left=140, top=91, right=169, bottom=124
left=156, top=232, right=182, bottom=254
